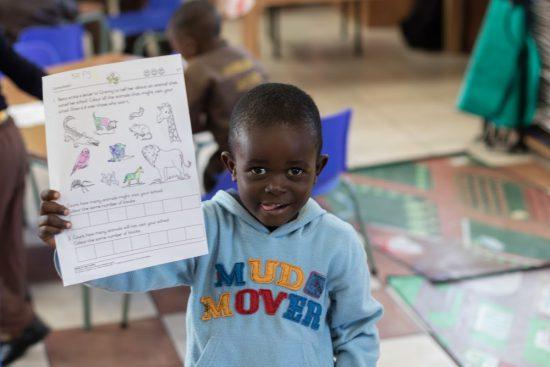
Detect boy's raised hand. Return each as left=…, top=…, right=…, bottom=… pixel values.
left=39, top=190, right=71, bottom=248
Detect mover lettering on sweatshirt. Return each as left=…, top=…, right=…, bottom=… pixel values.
left=200, top=259, right=325, bottom=330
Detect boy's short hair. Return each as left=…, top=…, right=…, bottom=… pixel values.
left=228, top=83, right=323, bottom=155
left=168, top=0, right=221, bottom=44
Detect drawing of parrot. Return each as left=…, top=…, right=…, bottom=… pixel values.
left=71, top=148, right=90, bottom=175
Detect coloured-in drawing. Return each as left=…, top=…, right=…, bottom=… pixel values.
left=71, top=179, right=94, bottom=193
left=63, top=116, right=99, bottom=148
left=157, top=103, right=181, bottom=143
left=107, top=143, right=133, bottom=162
left=93, top=112, right=117, bottom=135
left=129, top=123, right=152, bottom=140
left=123, top=166, right=144, bottom=186
left=71, top=148, right=90, bottom=175
left=101, top=171, right=119, bottom=186
left=142, top=145, right=191, bottom=183
left=107, top=72, right=120, bottom=85
left=129, top=107, right=145, bottom=120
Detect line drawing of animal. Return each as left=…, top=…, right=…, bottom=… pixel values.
left=63, top=116, right=99, bottom=148
left=142, top=145, right=191, bottom=183
left=129, top=123, right=152, bottom=140
left=71, top=148, right=90, bottom=175
left=156, top=103, right=181, bottom=143
left=93, top=112, right=117, bottom=134
left=101, top=171, right=118, bottom=186
left=108, top=143, right=133, bottom=162
left=71, top=179, right=94, bottom=193
left=123, top=166, right=144, bottom=186
left=129, top=107, right=144, bottom=120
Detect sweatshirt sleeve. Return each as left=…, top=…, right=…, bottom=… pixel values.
left=329, top=233, right=383, bottom=366
left=54, top=252, right=196, bottom=292
left=0, top=33, right=46, bottom=100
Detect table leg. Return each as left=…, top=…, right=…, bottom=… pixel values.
left=242, top=3, right=263, bottom=58
left=353, top=0, right=364, bottom=56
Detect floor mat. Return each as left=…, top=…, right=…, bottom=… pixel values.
left=388, top=269, right=550, bottom=367
left=317, top=155, right=550, bottom=282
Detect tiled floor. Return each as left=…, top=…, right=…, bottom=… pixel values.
left=9, top=5, right=492, bottom=367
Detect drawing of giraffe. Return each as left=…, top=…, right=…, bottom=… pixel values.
left=156, top=103, right=181, bottom=143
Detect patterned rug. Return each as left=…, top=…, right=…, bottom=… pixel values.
left=317, top=155, right=550, bottom=282
left=388, top=269, right=550, bottom=367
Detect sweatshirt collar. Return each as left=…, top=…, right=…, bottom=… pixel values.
left=212, top=190, right=326, bottom=237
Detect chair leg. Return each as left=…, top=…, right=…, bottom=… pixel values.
left=82, top=286, right=92, bottom=330
left=268, top=7, right=282, bottom=58
left=340, top=179, right=377, bottom=275
left=120, top=293, right=131, bottom=329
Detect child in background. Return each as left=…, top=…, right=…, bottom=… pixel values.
left=167, top=0, right=268, bottom=192
left=39, top=83, right=383, bottom=366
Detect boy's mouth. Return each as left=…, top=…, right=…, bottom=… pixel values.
left=260, top=202, right=291, bottom=213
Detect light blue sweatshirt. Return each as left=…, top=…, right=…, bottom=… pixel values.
left=76, top=190, right=383, bottom=366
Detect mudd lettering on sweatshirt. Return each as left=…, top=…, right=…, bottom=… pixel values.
left=199, top=258, right=327, bottom=331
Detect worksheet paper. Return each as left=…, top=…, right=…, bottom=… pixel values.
left=43, top=55, right=208, bottom=286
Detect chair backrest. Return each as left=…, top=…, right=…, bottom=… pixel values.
left=13, top=40, right=61, bottom=68
left=312, top=108, right=352, bottom=196
left=202, top=170, right=236, bottom=201
left=202, top=108, right=352, bottom=200
left=146, top=0, right=181, bottom=11
left=18, top=24, right=85, bottom=63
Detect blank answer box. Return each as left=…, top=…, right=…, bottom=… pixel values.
left=70, top=214, right=90, bottom=229
left=163, top=199, right=182, bottom=213
left=108, top=207, right=127, bottom=222
left=113, top=238, right=131, bottom=253
left=145, top=201, right=163, bottom=215
left=150, top=231, right=168, bottom=246
left=131, top=234, right=150, bottom=249
left=186, top=225, right=205, bottom=240
left=126, top=204, right=145, bottom=219
left=76, top=245, right=96, bottom=261
left=89, top=210, right=108, bottom=226
left=168, top=227, right=186, bottom=243
left=95, top=242, right=114, bottom=257
left=181, top=195, right=200, bottom=210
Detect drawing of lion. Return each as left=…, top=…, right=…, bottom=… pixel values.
left=141, top=145, right=191, bottom=183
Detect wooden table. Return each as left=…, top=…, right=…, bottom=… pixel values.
left=2, top=53, right=134, bottom=159
left=242, top=0, right=366, bottom=58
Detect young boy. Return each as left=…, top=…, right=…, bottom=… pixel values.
left=167, top=0, right=268, bottom=192
left=39, top=83, right=383, bottom=366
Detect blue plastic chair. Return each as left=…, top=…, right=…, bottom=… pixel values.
left=18, top=24, right=85, bottom=63
left=107, top=0, right=181, bottom=37
left=312, top=109, right=352, bottom=196
left=13, top=41, right=61, bottom=68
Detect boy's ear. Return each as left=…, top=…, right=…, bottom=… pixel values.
left=315, top=154, right=329, bottom=177
left=220, top=151, right=237, bottom=181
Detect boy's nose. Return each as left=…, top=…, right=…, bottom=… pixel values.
left=264, top=180, right=287, bottom=195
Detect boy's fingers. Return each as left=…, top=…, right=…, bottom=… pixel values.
left=40, top=189, right=60, bottom=201
left=38, top=225, right=63, bottom=237
left=39, top=214, right=71, bottom=229
left=40, top=201, right=69, bottom=216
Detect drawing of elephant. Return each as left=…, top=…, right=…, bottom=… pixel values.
left=141, top=145, right=191, bottom=183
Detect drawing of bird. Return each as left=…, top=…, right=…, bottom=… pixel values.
left=71, top=148, right=90, bottom=175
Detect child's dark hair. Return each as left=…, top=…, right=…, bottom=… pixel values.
left=228, top=83, right=323, bottom=155
left=168, top=0, right=221, bottom=44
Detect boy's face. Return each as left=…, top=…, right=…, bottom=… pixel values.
left=222, top=125, right=327, bottom=228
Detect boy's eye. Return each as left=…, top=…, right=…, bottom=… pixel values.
left=250, top=167, right=267, bottom=175
left=288, top=168, right=304, bottom=176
